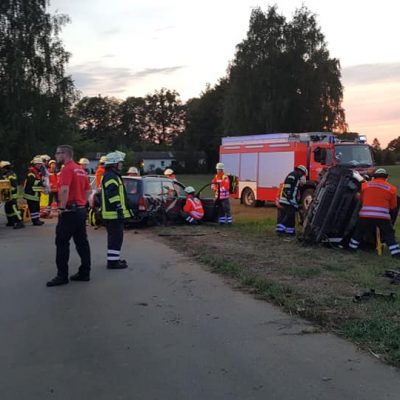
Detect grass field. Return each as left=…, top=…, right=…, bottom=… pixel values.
left=159, top=166, right=400, bottom=367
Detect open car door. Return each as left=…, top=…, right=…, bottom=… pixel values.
left=196, top=183, right=220, bottom=222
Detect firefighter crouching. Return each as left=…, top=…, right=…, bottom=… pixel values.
left=181, top=186, right=204, bottom=224
left=0, top=161, right=24, bottom=229
left=349, top=168, right=400, bottom=257
left=211, top=162, right=232, bottom=225
left=101, top=151, right=133, bottom=269
left=276, top=165, right=308, bottom=236
left=23, top=157, right=45, bottom=225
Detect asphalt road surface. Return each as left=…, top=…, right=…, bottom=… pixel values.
left=1, top=216, right=399, bottom=400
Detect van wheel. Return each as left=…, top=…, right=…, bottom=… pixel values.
left=242, top=187, right=256, bottom=207
left=301, top=188, right=315, bottom=211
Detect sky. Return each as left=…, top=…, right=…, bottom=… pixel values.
left=50, top=0, right=400, bottom=147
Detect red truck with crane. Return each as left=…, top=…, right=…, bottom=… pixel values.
left=219, top=132, right=374, bottom=208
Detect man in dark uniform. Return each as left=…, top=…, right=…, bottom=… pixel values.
left=46, top=145, right=91, bottom=287
left=276, top=165, right=308, bottom=236
left=101, top=151, right=132, bottom=269
left=0, top=161, right=24, bottom=229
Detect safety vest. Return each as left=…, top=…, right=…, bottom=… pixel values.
left=101, top=169, right=131, bottom=220
left=23, top=168, right=43, bottom=202
left=211, top=174, right=230, bottom=200
left=183, top=195, right=204, bottom=220
left=48, top=171, right=58, bottom=192
left=359, top=178, right=397, bottom=220
left=95, top=165, right=105, bottom=188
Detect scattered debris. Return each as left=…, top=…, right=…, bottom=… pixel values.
left=383, top=270, right=400, bottom=285
left=353, top=288, right=396, bottom=302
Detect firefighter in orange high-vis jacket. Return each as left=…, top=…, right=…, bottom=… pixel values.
left=181, top=186, right=204, bottom=224
left=211, top=162, right=232, bottom=225
left=47, top=160, right=58, bottom=209
left=349, top=168, right=400, bottom=257
left=95, top=155, right=106, bottom=189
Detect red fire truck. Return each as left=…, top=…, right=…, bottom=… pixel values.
left=219, top=132, right=374, bottom=207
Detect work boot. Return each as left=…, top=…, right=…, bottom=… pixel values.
left=46, top=276, right=69, bottom=287
left=5, top=221, right=13, bottom=227
left=107, top=259, right=128, bottom=269
left=13, top=221, right=25, bottom=229
left=32, top=219, right=44, bottom=226
left=70, top=272, right=90, bottom=281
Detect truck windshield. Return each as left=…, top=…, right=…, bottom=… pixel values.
left=334, top=144, right=373, bottom=167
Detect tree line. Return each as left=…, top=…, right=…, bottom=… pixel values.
left=0, top=1, right=395, bottom=178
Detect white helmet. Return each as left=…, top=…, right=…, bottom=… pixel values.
left=79, top=157, right=90, bottom=165
left=164, top=168, right=174, bottom=176
left=374, top=168, right=388, bottom=178
left=104, top=150, right=126, bottom=165
left=128, top=166, right=139, bottom=175
left=99, top=155, right=107, bottom=164
left=216, top=162, right=224, bottom=170
left=48, top=159, right=56, bottom=165
left=41, top=154, right=51, bottom=162
left=32, top=157, right=43, bottom=165
left=296, top=165, right=308, bottom=175
left=0, top=161, right=11, bottom=168
left=184, top=186, right=196, bottom=194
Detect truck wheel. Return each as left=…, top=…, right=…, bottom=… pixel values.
left=242, top=187, right=256, bottom=207
left=301, top=188, right=315, bottom=212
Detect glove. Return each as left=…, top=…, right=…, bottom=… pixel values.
left=116, top=206, right=124, bottom=220
left=352, top=171, right=364, bottom=183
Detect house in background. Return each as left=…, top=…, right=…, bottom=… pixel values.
left=135, top=151, right=177, bottom=173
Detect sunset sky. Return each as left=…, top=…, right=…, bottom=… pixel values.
left=50, top=0, right=400, bottom=147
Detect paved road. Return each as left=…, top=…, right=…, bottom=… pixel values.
left=0, top=217, right=399, bottom=400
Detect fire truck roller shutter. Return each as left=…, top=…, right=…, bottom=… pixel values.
left=258, top=152, right=295, bottom=187
left=220, top=153, right=239, bottom=177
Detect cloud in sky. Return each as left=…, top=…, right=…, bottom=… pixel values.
left=342, top=63, right=400, bottom=146
left=68, top=63, right=185, bottom=96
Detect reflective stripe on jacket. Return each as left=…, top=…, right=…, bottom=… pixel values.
left=101, top=169, right=131, bottom=220
left=359, top=178, right=397, bottom=220
left=23, top=169, right=43, bottom=202
left=183, top=195, right=204, bottom=220
left=279, top=171, right=301, bottom=207
left=211, top=174, right=230, bottom=200
left=4, top=171, right=19, bottom=199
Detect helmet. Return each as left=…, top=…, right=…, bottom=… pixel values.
left=164, top=168, right=174, bottom=176
left=104, top=150, right=126, bottom=165
left=41, top=154, right=51, bottom=162
left=79, top=157, right=90, bottom=165
left=374, top=168, right=388, bottom=178
left=184, top=186, right=196, bottom=194
left=0, top=161, right=11, bottom=168
left=128, top=166, right=139, bottom=174
left=99, top=155, right=107, bottom=164
left=216, top=162, right=224, bottom=170
left=32, top=157, right=43, bottom=165
left=296, top=165, right=308, bottom=175
left=48, top=159, right=56, bottom=165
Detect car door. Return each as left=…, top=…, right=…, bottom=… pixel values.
left=196, top=183, right=219, bottom=222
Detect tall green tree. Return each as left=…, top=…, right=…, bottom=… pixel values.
left=144, top=88, right=186, bottom=145
left=0, top=0, right=76, bottom=176
left=223, top=5, right=346, bottom=135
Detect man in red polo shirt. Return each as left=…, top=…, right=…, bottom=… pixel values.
left=46, top=145, right=92, bottom=287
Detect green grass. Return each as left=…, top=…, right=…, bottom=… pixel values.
left=177, top=174, right=214, bottom=197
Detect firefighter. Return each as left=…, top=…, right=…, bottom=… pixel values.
left=211, top=162, right=232, bottom=225
left=181, top=186, right=204, bottom=224
left=79, top=157, right=91, bottom=174
left=348, top=168, right=400, bottom=257
left=101, top=151, right=133, bottom=269
left=276, top=165, right=308, bottom=236
left=95, top=155, right=107, bottom=189
left=23, top=157, right=45, bottom=225
left=47, top=159, right=58, bottom=211
left=0, top=161, right=24, bottom=229
left=164, top=168, right=176, bottom=180
left=127, top=166, right=140, bottom=176
left=47, top=145, right=92, bottom=286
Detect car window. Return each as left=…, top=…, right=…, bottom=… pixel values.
left=173, top=182, right=186, bottom=197
left=143, top=180, right=161, bottom=196
left=123, top=178, right=139, bottom=194
left=161, top=180, right=177, bottom=198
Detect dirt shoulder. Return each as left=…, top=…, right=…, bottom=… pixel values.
left=151, top=202, right=400, bottom=367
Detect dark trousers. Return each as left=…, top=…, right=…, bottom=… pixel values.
left=277, top=204, right=296, bottom=234
left=350, top=218, right=396, bottom=249
left=48, top=192, right=58, bottom=206
left=55, top=208, right=91, bottom=278
left=218, top=198, right=232, bottom=224
left=105, top=219, right=124, bottom=262
left=5, top=200, right=22, bottom=224
left=27, top=199, right=40, bottom=221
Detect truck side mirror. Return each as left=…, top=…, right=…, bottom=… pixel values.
left=314, top=147, right=327, bottom=164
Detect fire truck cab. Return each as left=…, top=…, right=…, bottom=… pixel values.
left=219, top=132, right=374, bottom=207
